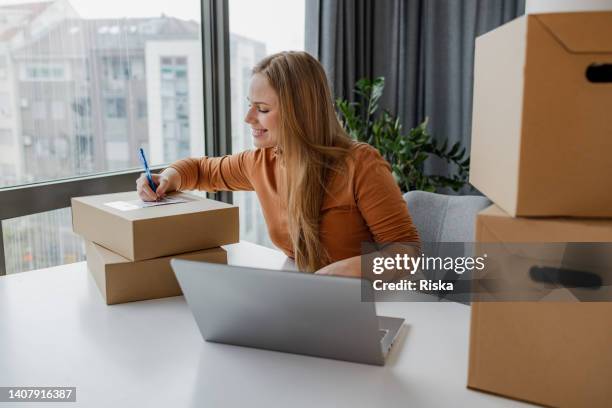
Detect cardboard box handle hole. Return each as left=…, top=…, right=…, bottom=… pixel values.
left=586, top=63, right=612, bottom=83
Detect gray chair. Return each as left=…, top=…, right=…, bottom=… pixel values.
left=403, top=190, right=491, bottom=243
left=403, top=191, right=492, bottom=304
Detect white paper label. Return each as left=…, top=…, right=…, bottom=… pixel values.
left=104, top=196, right=188, bottom=211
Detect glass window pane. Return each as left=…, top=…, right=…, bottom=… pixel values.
left=229, top=0, right=305, bottom=249
left=1, top=0, right=203, bottom=274
left=2, top=208, right=85, bottom=275
left=0, top=0, right=204, bottom=190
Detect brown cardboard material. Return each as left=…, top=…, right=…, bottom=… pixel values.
left=86, top=241, right=227, bottom=305
left=468, top=205, right=612, bottom=408
left=72, top=191, right=239, bottom=261
left=470, top=12, right=612, bottom=217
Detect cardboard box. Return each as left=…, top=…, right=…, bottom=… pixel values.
left=72, top=191, right=239, bottom=261
left=86, top=241, right=227, bottom=305
left=470, top=12, right=612, bottom=217
left=468, top=205, right=612, bottom=407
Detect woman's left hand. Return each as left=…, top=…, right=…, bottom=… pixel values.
left=315, top=256, right=362, bottom=278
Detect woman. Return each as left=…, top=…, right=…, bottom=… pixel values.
left=136, top=51, right=420, bottom=277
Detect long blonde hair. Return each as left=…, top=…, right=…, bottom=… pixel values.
left=253, top=51, right=354, bottom=272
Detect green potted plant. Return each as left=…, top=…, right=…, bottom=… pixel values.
left=336, top=77, right=470, bottom=193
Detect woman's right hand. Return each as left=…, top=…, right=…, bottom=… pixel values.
left=136, top=168, right=180, bottom=202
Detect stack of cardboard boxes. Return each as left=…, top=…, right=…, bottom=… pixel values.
left=71, top=191, right=239, bottom=305
left=468, top=12, right=612, bottom=407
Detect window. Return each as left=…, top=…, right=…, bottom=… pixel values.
left=75, top=133, right=94, bottom=173
left=105, top=97, right=126, bottom=118
left=3, top=2, right=204, bottom=188
left=72, top=97, right=91, bottom=117
left=2, top=0, right=204, bottom=274
left=103, top=57, right=129, bottom=81
left=229, top=0, right=306, bottom=249
left=21, top=63, right=67, bottom=81
left=2, top=208, right=85, bottom=275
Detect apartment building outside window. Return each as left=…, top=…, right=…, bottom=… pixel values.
left=0, top=0, right=205, bottom=274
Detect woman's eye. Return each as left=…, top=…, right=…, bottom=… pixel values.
left=248, top=103, right=268, bottom=113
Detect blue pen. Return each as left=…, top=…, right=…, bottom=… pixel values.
left=138, top=148, right=157, bottom=193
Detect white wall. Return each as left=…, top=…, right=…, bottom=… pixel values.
left=526, top=0, right=612, bottom=13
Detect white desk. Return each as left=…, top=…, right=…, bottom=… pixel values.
left=0, top=241, right=531, bottom=407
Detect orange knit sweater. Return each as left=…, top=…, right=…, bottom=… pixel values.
left=169, top=142, right=421, bottom=265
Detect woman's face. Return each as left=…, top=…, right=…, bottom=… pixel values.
left=244, top=73, right=280, bottom=149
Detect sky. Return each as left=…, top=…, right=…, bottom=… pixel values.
left=3, top=0, right=305, bottom=53
left=228, top=0, right=305, bottom=53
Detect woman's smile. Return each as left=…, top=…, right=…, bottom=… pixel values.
left=252, top=128, right=268, bottom=138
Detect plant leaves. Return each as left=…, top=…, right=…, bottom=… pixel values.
left=336, top=78, right=471, bottom=193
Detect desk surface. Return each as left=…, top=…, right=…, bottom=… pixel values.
left=0, top=241, right=531, bottom=408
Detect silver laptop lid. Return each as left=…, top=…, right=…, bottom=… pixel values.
left=172, top=259, right=386, bottom=365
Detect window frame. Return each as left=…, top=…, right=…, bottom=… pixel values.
left=0, top=0, right=233, bottom=275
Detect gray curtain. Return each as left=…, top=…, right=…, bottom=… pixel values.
left=306, top=0, right=525, bottom=193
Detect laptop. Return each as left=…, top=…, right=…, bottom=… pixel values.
left=171, top=259, right=404, bottom=366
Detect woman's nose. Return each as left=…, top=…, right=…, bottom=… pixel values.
left=244, top=107, right=256, bottom=124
